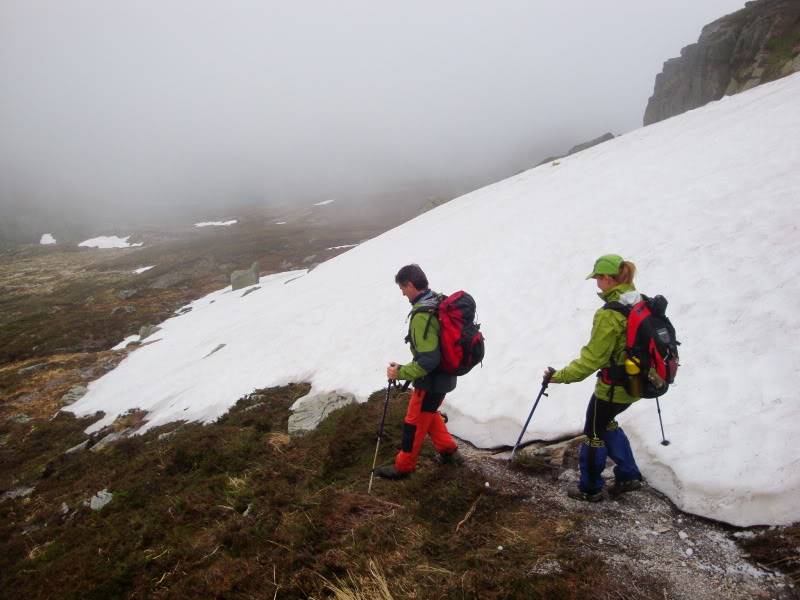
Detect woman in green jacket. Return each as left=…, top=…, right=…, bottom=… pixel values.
left=548, top=254, right=644, bottom=502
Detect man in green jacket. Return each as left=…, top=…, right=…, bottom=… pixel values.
left=375, top=264, right=462, bottom=480
left=548, top=254, right=644, bottom=501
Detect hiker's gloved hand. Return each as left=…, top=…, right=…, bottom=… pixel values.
left=543, top=367, right=557, bottom=384
left=387, top=362, right=400, bottom=380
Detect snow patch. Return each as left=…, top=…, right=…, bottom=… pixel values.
left=133, top=266, right=155, bottom=274
left=40, top=233, right=57, bottom=245
left=78, top=236, right=143, bottom=249
left=313, top=199, right=335, bottom=206
left=194, top=220, right=237, bottom=228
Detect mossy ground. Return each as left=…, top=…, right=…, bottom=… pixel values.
left=763, top=27, right=800, bottom=81
left=741, top=524, right=800, bottom=586
left=0, top=383, right=619, bottom=599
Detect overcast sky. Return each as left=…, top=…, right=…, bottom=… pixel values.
left=0, top=1, right=746, bottom=225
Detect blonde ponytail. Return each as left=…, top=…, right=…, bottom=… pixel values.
left=615, top=260, right=636, bottom=285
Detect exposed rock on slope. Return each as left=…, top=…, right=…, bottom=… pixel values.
left=645, top=0, right=800, bottom=125
left=535, top=132, right=615, bottom=166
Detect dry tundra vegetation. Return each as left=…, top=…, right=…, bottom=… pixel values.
left=1, top=215, right=798, bottom=599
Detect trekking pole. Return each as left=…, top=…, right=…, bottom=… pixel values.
left=368, top=380, right=395, bottom=494
left=510, top=368, right=555, bottom=461
left=655, top=396, right=670, bottom=446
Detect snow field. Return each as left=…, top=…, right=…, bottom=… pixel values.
left=68, top=73, right=800, bottom=526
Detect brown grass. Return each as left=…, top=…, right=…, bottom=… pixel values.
left=0, top=384, right=629, bottom=599
left=740, top=524, right=800, bottom=584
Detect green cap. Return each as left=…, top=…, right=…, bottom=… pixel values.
left=586, top=254, right=623, bottom=279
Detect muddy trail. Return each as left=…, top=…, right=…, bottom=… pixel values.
left=460, top=439, right=797, bottom=600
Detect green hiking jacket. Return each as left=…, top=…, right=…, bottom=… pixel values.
left=397, top=290, right=457, bottom=394
left=551, top=283, right=641, bottom=404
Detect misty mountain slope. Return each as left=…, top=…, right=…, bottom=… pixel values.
left=68, top=72, right=800, bottom=527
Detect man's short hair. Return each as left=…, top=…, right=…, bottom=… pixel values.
left=395, top=264, right=428, bottom=290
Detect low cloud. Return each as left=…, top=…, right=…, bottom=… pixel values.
left=0, top=0, right=746, bottom=235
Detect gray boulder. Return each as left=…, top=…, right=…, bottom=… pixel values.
left=521, top=436, right=583, bottom=470
left=18, top=363, right=47, bottom=376
left=231, top=261, right=260, bottom=291
left=86, top=489, right=113, bottom=511
left=138, top=324, right=161, bottom=340
left=61, top=385, right=88, bottom=406
left=116, top=289, right=138, bottom=300
left=1, top=486, right=35, bottom=502
left=288, top=392, right=357, bottom=436
left=91, top=428, right=133, bottom=452
left=65, top=439, right=91, bottom=454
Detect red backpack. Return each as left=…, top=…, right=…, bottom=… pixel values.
left=601, top=295, right=680, bottom=398
left=410, top=291, right=485, bottom=376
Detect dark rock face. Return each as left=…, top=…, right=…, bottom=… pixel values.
left=567, top=133, right=615, bottom=156
left=535, top=133, right=615, bottom=167
left=645, top=0, right=800, bottom=125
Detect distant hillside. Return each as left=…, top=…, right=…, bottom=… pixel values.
left=644, top=0, right=800, bottom=125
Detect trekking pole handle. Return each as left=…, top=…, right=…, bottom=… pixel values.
left=543, top=367, right=556, bottom=386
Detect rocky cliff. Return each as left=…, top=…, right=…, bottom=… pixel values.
left=644, top=0, right=800, bottom=125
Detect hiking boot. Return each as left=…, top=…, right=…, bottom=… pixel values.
left=434, top=450, right=465, bottom=466
left=567, top=485, right=604, bottom=503
left=609, top=478, right=643, bottom=497
left=374, top=464, right=410, bottom=480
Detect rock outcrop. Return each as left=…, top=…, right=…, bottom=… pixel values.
left=535, top=132, right=615, bottom=167
left=287, top=391, right=357, bottom=436
left=60, top=385, right=88, bottom=406
left=230, top=261, right=260, bottom=291
left=138, top=324, right=161, bottom=341
left=566, top=132, right=615, bottom=156
left=645, top=0, right=800, bottom=125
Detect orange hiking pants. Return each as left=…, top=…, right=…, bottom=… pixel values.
left=395, top=388, right=457, bottom=473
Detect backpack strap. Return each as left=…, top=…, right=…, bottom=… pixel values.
left=600, top=301, right=632, bottom=386
left=406, top=292, right=442, bottom=345
left=406, top=305, right=437, bottom=346
left=423, top=312, right=434, bottom=340
left=603, top=301, right=631, bottom=317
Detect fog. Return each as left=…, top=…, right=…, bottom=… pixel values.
left=0, top=1, right=746, bottom=237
